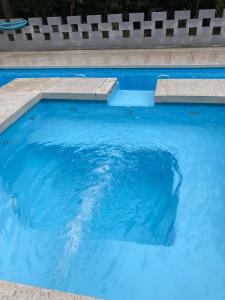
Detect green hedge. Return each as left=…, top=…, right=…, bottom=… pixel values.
left=0, top=0, right=224, bottom=19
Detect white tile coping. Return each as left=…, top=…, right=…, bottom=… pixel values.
left=155, top=79, right=225, bottom=104
left=0, top=77, right=117, bottom=133
left=0, top=280, right=100, bottom=300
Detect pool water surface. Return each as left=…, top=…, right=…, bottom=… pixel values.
left=0, top=100, right=224, bottom=300
left=2, top=67, right=225, bottom=90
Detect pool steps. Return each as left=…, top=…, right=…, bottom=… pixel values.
left=0, top=280, right=100, bottom=300
left=109, top=89, right=155, bottom=107
left=0, top=77, right=117, bottom=133
left=156, top=79, right=225, bottom=104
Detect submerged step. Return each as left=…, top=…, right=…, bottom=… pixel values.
left=155, top=79, right=225, bottom=104
left=109, top=89, right=155, bottom=107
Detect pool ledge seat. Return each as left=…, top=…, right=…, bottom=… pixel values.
left=0, top=77, right=117, bottom=133
left=155, top=79, right=225, bottom=104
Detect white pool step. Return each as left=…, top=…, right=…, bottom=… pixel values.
left=109, top=89, right=155, bottom=107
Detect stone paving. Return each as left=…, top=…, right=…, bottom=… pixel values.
left=1, top=47, right=225, bottom=67
left=155, top=79, right=225, bottom=103
left=0, top=280, right=99, bottom=300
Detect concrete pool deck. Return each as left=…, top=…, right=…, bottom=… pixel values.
left=0, top=280, right=99, bottom=300
left=0, top=77, right=117, bottom=133
left=1, top=47, right=225, bottom=68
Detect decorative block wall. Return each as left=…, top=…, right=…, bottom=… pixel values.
left=1, top=9, right=225, bottom=51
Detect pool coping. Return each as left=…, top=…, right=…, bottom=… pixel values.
left=155, top=79, right=225, bottom=104
left=2, top=65, right=225, bottom=69
left=1, top=47, right=225, bottom=68
left=0, top=280, right=100, bottom=300
left=0, top=77, right=117, bottom=134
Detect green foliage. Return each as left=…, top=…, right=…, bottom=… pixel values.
left=215, top=0, right=225, bottom=15
left=0, top=0, right=224, bottom=18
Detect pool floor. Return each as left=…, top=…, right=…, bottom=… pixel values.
left=0, top=100, right=225, bottom=300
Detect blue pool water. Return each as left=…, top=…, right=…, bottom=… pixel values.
left=2, top=67, right=225, bottom=90
left=0, top=100, right=225, bottom=300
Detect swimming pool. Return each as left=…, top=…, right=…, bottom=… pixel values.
left=0, top=67, right=225, bottom=299
left=0, top=97, right=225, bottom=300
